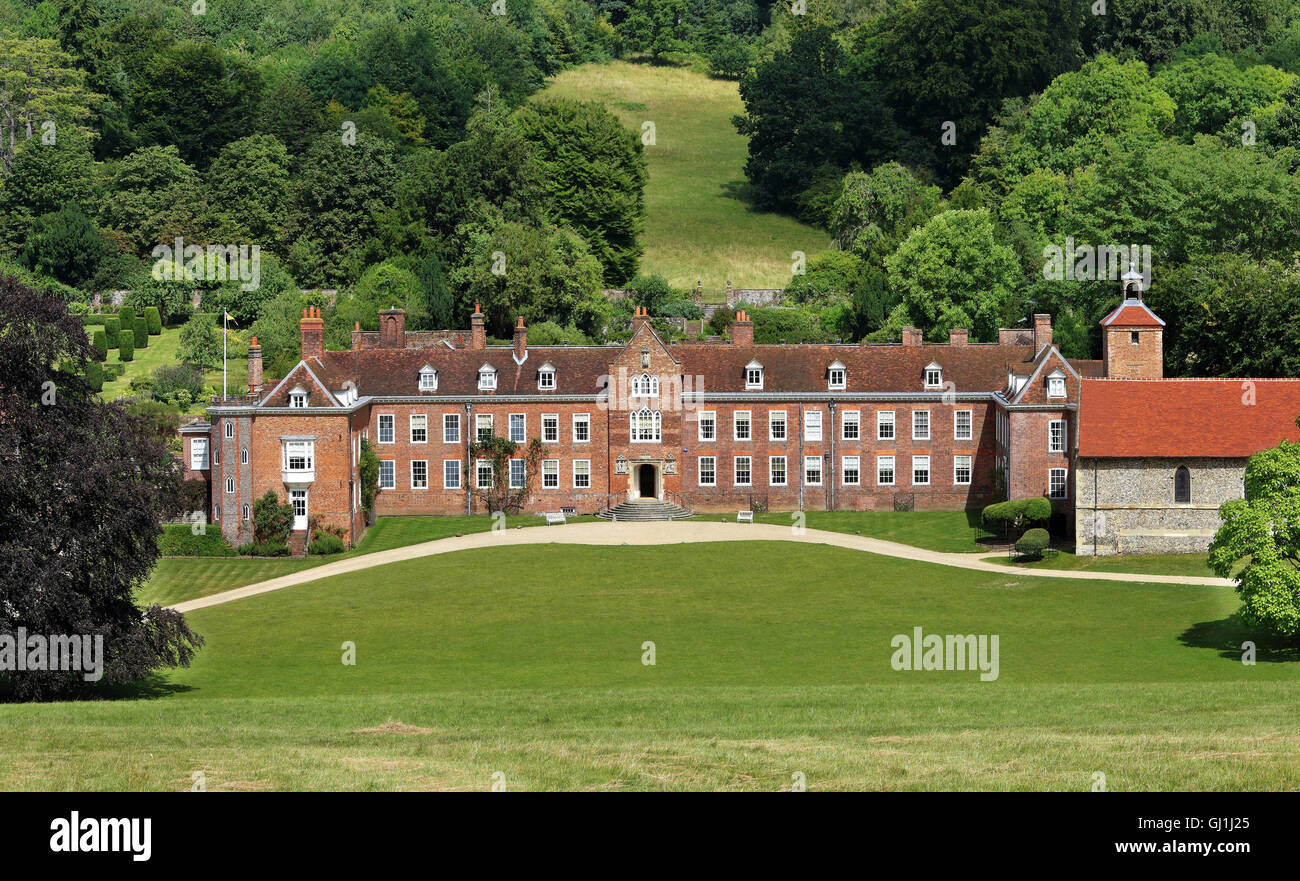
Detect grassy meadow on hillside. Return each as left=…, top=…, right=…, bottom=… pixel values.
left=538, top=61, right=829, bottom=290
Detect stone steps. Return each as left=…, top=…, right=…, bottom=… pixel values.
left=596, top=499, right=694, bottom=521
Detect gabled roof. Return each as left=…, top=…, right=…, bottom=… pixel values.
left=1079, top=378, right=1300, bottom=457
left=1100, top=298, right=1165, bottom=327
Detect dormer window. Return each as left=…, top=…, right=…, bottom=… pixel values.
left=478, top=365, right=497, bottom=391
left=288, top=386, right=308, bottom=408
left=827, top=361, right=846, bottom=391
left=1047, top=371, right=1066, bottom=398
left=924, top=362, right=942, bottom=388
left=418, top=366, right=438, bottom=391
left=745, top=360, right=764, bottom=390
left=538, top=364, right=556, bottom=390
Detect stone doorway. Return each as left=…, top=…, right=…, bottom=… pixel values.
left=637, top=464, right=657, bottom=499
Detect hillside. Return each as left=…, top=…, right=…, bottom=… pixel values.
left=539, top=61, right=829, bottom=291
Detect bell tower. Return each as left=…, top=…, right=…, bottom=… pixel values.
left=1100, top=267, right=1165, bottom=379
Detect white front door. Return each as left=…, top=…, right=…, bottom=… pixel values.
left=290, top=489, right=308, bottom=531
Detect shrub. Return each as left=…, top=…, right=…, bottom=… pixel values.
left=308, top=533, right=345, bottom=555
left=144, top=306, right=162, bottom=334
left=90, top=329, right=107, bottom=361
left=157, top=523, right=237, bottom=557
left=133, top=316, right=149, bottom=348
left=179, top=312, right=222, bottom=368
left=80, top=314, right=105, bottom=326
left=118, top=328, right=134, bottom=361
left=981, top=498, right=1053, bottom=534
left=152, top=363, right=206, bottom=408
left=117, top=306, right=136, bottom=337
left=102, top=316, right=119, bottom=348
left=84, top=360, right=102, bottom=392
left=1014, top=528, right=1051, bottom=560
left=103, top=363, right=126, bottom=381
left=253, top=490, right=293, bottom=544
left=238, top=540, right=290, bottom=557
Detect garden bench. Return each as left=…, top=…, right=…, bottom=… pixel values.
left=545, top=512, right=566, bottom=525
left=736, top=510, right=753, bottom=523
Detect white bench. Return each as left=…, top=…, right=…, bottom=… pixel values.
left=736, top=510, right=753, bottom=523
left=545, top=512, right=567, bottom=526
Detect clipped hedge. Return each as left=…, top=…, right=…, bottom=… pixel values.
left=85, top=361, right=103, bottom=392
left=1014, top=528, right=1051, bottom=559
left=118, top=328, right=134, bottom=362
left=239, top=540, right=290, bottom=557
left=144, top=306, right=162, bottom=335
left=117, top=307, right=136, bottom=336
left=157, top=523, right=237, bottom=557
left=103, top=363, right=126, bottom=381
left=90, top=329, right=107, bottom=361
left=134, top=316, right=149, bottom=348
left=102, top=316, right=120, bottom=348
left=981, top=497, right=1053, bottom=534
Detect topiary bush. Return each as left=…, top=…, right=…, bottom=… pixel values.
left=84, top=360, right=102, bottom=392
left=1014, top=528, right=1050, bottom=560
left=118, top=328, right=134, bottom=361
left=144, top=306, right=162, bottom=335
left=117, top=306, right=135, bottom=336
left=102, top=316, right=120, bottom=348
left=157, top=523, right=237, bottom=557
left=90, top=329, right=107, bottom=361
left=981, top=497, right=1054, bottom=536
left=134, top=316, right=149, bottom=348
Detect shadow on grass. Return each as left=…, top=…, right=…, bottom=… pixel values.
left=0, top=673, right=195, bottom=703
left=1179, top=616, right=1300, bottom=662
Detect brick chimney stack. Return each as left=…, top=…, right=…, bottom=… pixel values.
left=731, top=309, right=754, bottom=345
left=948, top=328, right=968, bottom=346
left=470, top=303, right=486, bottom=351
left=631, top=305, right=649, bottom=335
left=1033, top=313, right=1053, bottom=352
left=300, top=306, right=323, bottom=360
left=247, top=336, right=263, bottom=394
left=379, top=307, right=406, bottom=349
left=513, top=316, right=527, bottom=360
left=901, top=326, right=923, bottom=346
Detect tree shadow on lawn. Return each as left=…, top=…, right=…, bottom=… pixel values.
left=0, top=674, right=195, bottom=703
left=1180, top=615, right=1300, bottom=662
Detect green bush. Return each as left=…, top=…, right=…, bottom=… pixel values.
left=117, top=306, right=136, bottom=336
left=103, top=363, right=126, bottom=381
left=238, top=540, right=290, bottom=557
left=102, top=316, right=119, bottom=348
left=81, top=314, right=106, bottom=326
left=1014, top=528, right=1051, bottom=560
left=253, top=490, right=293, bottom=544
left=133, top=316, right=149, bottom=348
left=982, top=498, right=1053, bottom=534
left=308, top=533, right=345, bottom=555
left=118, top=328, right=134, bottom=361
left=84, top=360, right=102, bottom=392
left=157, top=523, right=237, bottom=557
left=144, top=306, right=162, bottom=335
left=90, top=329, right=107, bottom=361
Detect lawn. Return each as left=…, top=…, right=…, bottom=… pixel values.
left=13, top=541, right=1299, bottom=791
left=985, top=551, right=1219, bottom=578
left=754, top=509, right=985, bottom=553
left=538, top=61, right=829, bottom=289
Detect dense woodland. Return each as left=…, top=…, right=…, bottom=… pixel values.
left=2, top=0, right=1300, bottom=379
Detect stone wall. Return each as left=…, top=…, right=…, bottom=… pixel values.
left=1074, top=456, right=1245, bottom=555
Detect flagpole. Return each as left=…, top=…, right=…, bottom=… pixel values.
left=223, top=310, right=228, bottom=400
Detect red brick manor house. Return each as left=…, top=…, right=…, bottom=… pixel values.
left=179, top=274, right=1300, bottom=554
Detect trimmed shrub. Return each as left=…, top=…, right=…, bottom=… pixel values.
left=157, top=523, right=237, bottom=557
left=102, top=316, right=120, bottom=348
left=90, top=329, right=107, bottom=361
left=103, top=363, right=126, bottom=381
left=308, top=533, right=345, bottom=555
left=981, top=497, right=1053, bottom=534
left=84, top=360, right=103, bottom=392
left=117, top=306, right=136, bottom=337
left=144, top=306, right=162, bottom=335
left=134, top=316, right=149, bottom=348
left=81, top=314, right=106, bottom=326
left=1014, top=528, right=1051, bottom=560
left=118, top=328, right=135, bottom=361
left=238, top=540, right=290, bottom=557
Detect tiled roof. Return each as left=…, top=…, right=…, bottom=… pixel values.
left=1079, top=378, right=1300, bottom=457
left=298, top=341, right=1057, bottom=399
left=1100, top=299, right=1165, bottom=327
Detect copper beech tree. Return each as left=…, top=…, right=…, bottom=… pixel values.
left=0, top=276, right=203, bottom=700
